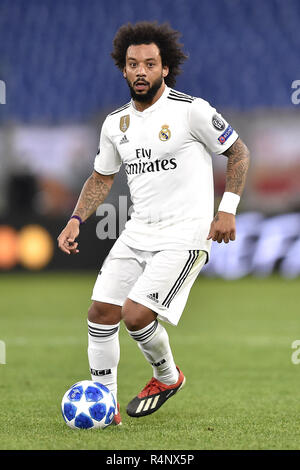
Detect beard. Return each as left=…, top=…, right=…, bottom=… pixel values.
left=126, top=75, right=164, bottom=103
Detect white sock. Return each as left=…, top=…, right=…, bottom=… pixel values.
left=87, top=320, right=120, bottom=404
left=127, top=320, right=179, bottom=385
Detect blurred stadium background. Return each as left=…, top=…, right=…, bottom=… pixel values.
left=0, top=0, right=299, bottom=276
left=1, top=0, right=300, bottom=451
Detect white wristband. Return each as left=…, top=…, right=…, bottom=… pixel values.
left=218, top=192, right=240, bottom=215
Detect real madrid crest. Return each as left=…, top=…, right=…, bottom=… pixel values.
left=159, top=124, right=171, bottom=141
left=120, top=115, right=130, bottom=133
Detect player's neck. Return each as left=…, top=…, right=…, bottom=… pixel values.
left=133, top=82, right=166, bottom=112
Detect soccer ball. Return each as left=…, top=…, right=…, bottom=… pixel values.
left=61, top=380, right=116, bottom=429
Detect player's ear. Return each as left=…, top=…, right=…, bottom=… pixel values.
left=123, top=67, right=127, bottom=79
left=162, top=65, right=169, bottom=78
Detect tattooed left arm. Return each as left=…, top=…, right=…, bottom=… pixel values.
left=222, top=137, right=250, bottom=196
left=207, top=137, right=250, bottom=243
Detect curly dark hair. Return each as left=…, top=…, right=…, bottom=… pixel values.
left=111, top=21, right=188, bottom=88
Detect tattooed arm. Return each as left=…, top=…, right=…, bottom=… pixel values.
left=57, top=170, right=115, bottom=254
left=207, top=137, right=250, bottom=243
left=72, top=170, right=114, bottom=222
left=222, top=137, right=250, bottom=196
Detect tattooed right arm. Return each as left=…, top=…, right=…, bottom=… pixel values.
left=72, top=170, right=115, bottom=222
left=57, top=170, right=115, bottom=255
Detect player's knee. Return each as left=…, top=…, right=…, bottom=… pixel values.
left=87, top=301, right=121, bottom=325
left=122, top=299, right=156, bottom=331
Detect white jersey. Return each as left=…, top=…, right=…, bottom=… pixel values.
left=94, top=86, right=238, bottom=254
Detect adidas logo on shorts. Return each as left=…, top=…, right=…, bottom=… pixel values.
left=147, top=292, right=159, bottom=303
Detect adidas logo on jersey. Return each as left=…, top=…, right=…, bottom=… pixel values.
left=119, top=134, right=129, bottom=145
left=147, top=292, right=159, bottom=303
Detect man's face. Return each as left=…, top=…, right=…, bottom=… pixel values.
left=123, top=43, right=169, bottom=103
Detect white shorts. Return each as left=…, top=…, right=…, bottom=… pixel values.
left=91, top=239, right=207, bottom=326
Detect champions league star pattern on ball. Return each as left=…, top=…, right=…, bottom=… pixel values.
left=61, top=380, right=116, bottom=429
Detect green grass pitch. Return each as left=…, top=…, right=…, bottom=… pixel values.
left=0, top=272, right=299, bottom=450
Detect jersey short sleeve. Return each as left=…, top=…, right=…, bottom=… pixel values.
left=188, top=98, right=238, bottom=155
left=94, top=117, right=122, bottom=175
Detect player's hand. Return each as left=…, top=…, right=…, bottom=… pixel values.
left=207, top=211, right=236, bottom=244
left=57, top=219, right=80, bottom=255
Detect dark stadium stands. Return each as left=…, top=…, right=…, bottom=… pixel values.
left=0, top=0, right=299, bottom=122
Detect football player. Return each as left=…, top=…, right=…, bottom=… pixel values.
left=57, top=21, right=250, bottom=425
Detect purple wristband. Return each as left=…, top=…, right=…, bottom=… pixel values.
left=70, top=215, right=84, bottom=225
